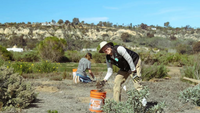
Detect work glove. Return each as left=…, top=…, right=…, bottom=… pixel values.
left=99, top=80, right=106, bottom=86
left=92, top=77, right=97, bottom=82
left=96, top=80, right=106, bottom=89
left=131, top=72, right=140, bottom=82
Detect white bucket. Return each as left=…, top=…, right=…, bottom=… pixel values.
left=73, top=69, right=79, bottom=83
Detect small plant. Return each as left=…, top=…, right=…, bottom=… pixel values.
left=102, top=87, right=165, bottom=113
left=47, top=110, right=58, bottom=113
left=179, top=84, right=200, bottom=106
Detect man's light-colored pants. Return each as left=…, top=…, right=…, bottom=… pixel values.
left=113, top=58, right=142, bottom=102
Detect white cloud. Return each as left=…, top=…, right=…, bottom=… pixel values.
left=80, top=17, right=109, bottom=23
left=151, top=8, right=185, bottom=15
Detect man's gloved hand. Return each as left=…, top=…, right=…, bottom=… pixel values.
left=96, top=80, right=106, bottom=89
left=99, top=80, right=105, bottom=86
left=92, top=77, right=97, bottom=82
left=131, top=72, right=140, bottom=82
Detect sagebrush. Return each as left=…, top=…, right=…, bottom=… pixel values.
left=0, top=65, right=37, bottom=111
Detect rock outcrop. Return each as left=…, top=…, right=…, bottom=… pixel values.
left=0, top=26, right=200, bottom=41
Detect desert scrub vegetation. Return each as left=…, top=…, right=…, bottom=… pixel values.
left=37, top=36, right=67, bottom=62
left=193, top=41, right=200, bottom=53
left=102, top=87, right=165, bottom=113
left=139, top=51, right=191, bottom=66
left=179, top=84, right=200, bottom=106
left=0, top=65, right=37, bottom=111
left=65, top=50, right=84, bottom=62
left=0, top=45, right=13, bottom=61
left=12, top=50, right=39, bottom=62
left=142, top=63, right=169, bottom=81
left=92, top=52, right=106, bottom=63
left=3, top=60, right=59, bottom=75
left=180, top=53, right=200, bottom=81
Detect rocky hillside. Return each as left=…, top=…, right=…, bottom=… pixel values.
left=0, top=24, right=200, bottom=42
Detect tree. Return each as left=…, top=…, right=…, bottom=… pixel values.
left=57, top=19, right=64, bottom=24
left=185, top=25, right=192, bottom=31
left=72, top=18, right=80, bottom=25
left=164, top=22, right=170, bottom=27
left=140, top=23, right=147, bottom=29
left=65, top=20, right=70, bottom=25
left=97, top=21, right=103, bottom=27
left=52, top=19, right=56, bottom=24
left=37, top=37, right=67, bottom=62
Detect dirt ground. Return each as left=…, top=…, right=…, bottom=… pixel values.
left=6, top=66, right=200, bottom=113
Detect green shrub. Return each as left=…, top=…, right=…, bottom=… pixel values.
left=0, top=45, right=13, bottom=61
left=47, top=110, right=58, bottom=113
left=181, top=63, right=200, bottom=81
left=0, top=58, right=5, bottom=67
left=179, top=84, right=200, bottom=106
left=193, top=41, right=200, bottom=53
left=157, top=53, right=181, bottom=65
left=142, top=63, right=169, bottom=81
left=176, top=44, right=192, bottom=54
left=181, top=54, right=200, bottom=80
left=102, top=87, right=165, bottom=113
left=12, top=51, right=39, bottom=62
left=0, top=65, right=37, bottom=110
left=66, top=51, right=84, bottom=62
left=92, top=52, right=106, bottom=63
left=11, top=62, right=32, bottom=75
left=33, top=60, right=58, bottom=73
left=37, top=36, right=67, bottom=62
left=21, top=51, right=39, bottom=62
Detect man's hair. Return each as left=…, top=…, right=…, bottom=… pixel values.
left=85, top=53, right=92, bottom=59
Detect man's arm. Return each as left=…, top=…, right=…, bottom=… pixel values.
left=103, top=59, right=113, bottom=81
left=117, top=46, right=136, bottom=72
left=88, top=69, right=95, bottom=79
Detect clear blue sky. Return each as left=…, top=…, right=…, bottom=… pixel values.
left=1, top=0, right=200, bottom=28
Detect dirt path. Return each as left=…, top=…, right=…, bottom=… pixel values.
left=5, top=66, right=200, bottom=113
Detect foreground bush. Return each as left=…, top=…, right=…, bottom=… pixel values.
left=102, top=87, right=165, bottom=113
left=179, top=84, right=200, bottom=106
left=37, top=37, right=66, bottom=62
left=0, top=66, right=37, bottom=110
left=142, top=63, right=169, bottom=81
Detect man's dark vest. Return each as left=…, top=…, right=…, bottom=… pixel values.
left=106, top=45, right=139, bottom=72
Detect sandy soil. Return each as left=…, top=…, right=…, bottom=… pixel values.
left=4, top=66, right=200, bottom=113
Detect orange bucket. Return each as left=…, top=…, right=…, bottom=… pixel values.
left=89, top=90, right=106, bottom=112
